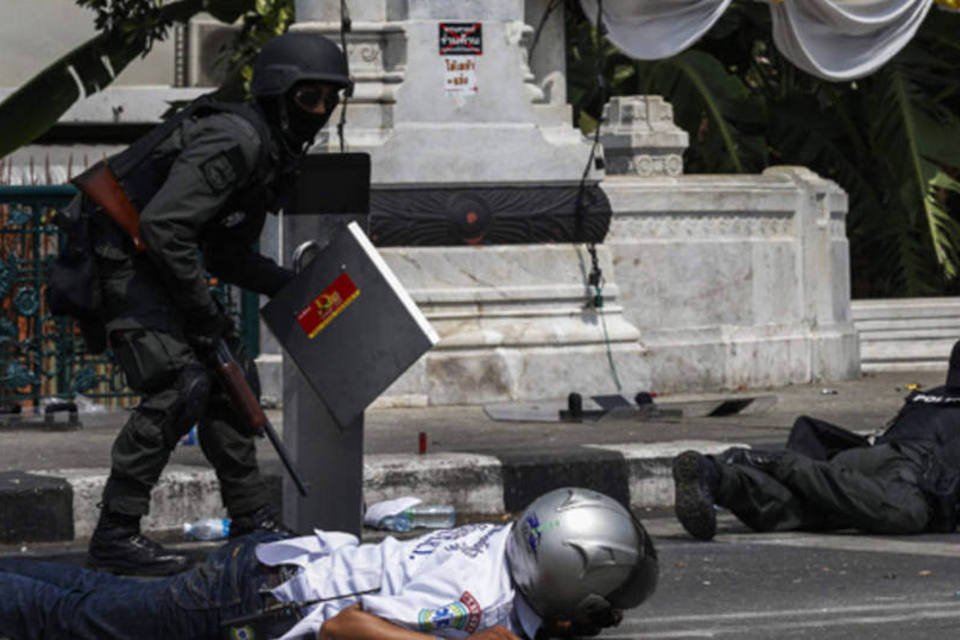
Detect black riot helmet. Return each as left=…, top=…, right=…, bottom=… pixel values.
left=252, top=33, right=352, bottom=149
left=947, top=340, right=960, bottom=389
left=252, top=32, right=351, bottom=98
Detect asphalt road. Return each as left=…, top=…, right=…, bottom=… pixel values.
left=2, top=370, right=943, bottom=473
left=622, top=514, right=960, bottom=639
left=4, top=512, right=959, bottom=639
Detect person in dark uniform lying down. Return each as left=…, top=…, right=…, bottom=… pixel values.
left=673, top=341, right=960, bottom=541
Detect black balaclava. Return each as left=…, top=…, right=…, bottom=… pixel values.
left=281, top=89, right=331, bottom=145
left=258, top=88, right=338, bottom=158
left=946, top=340, right=960, bottom=389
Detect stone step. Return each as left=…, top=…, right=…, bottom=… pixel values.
left=861, top=339, right=956, bottom=360
left=852, top=298, right=960, bottom=320
left=856, top=317, right=960, bottom=332
left=852, top=298, right=960, bottom=371
left=858, top=327, right=960, bottom=340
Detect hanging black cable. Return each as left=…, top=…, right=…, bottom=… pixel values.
left=337, top=0, right=352, bottom=153
left=575, top=0, right=607, bottom=309
left=572, top=0, right=622, bottom=391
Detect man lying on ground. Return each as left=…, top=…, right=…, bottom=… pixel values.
left=673, top=341, right=960, bottom=541
left=0, top=487, right=658, bottom=640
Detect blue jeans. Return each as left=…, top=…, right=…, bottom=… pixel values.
left=0, top=531, right=286, bottom=640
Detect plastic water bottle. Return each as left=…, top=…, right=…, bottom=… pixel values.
left=183, top=517, right=230, bottom=541
left=179, top=425, right=198, bottom=446
left=379, top=514, right=413, bottom=532
left=379, top=505, right=456, bottom=532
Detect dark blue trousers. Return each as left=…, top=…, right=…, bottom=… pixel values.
left=0, top=531, right=285, bottom=640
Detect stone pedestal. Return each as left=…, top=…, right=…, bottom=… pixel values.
left=263, top=0, right=641, bottom=406
left=377, top=244, right=647, bottom=405
left=293, top=0, right=596, bottom=186
left=603, top=167, right=860, bottom=391
left=600, top=95, right=689, bottom=177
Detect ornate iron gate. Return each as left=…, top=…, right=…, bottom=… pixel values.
left=0, top=186, right=252, bottom=414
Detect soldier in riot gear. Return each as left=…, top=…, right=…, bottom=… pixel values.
left=673, top=340, right=960, bottom=541
left=85, top=32, right=352, bottom=576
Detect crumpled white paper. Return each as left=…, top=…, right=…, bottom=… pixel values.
left=363, top=496, right=423, bottom=528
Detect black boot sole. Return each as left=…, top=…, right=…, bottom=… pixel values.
left=672, top=451, right=717, bottom=541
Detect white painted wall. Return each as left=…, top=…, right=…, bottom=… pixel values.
left=0, top=0, right=175, bottom=88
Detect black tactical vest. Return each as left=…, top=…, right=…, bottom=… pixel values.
left=111, top=95, right=279, bottom=216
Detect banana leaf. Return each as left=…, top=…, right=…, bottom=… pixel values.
left=0, top=0, right=204, bottom=159
left=863, top=58, right=960, bottom=293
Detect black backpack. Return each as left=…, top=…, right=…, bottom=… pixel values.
left=47, top=193, right=106, bottom=351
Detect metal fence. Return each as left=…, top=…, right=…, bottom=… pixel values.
left=0, top=185, right=253, bottom=414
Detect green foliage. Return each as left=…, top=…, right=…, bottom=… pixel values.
left=0, top=0, right=294, bottom=157
left=638, top=51, right=767, bottom=173
left=77, top=0, right=192, bottom=55
left=565, top=0, right=960, bottom=298
left=0, top=0, right=203, bottom=158
left=213, top=0, right=295, bottom=101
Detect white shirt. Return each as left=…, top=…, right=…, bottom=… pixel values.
left=255, top=523, right=543, bottom=639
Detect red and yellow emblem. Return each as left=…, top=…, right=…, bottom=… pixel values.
left=296, top=272, right=360, bottom=338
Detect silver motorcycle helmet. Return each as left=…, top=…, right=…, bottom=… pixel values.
left=505, top=487, right=658, bottom=625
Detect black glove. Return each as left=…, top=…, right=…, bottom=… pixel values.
left=537, top=596, right=623, bottom=639
left=186, top=306, right=233, bottom=352
left=266, top=266, right=296, bottom=298
left=569, top=603, right=622, bottom=637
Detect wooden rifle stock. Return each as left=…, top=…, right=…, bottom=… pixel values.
left=214, top=341, right=267, bottom=431
left=71, top=161, right=146, bottom=252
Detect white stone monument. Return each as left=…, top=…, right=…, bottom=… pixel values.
left=294, top=0, right=596, bottom=185
left=596, top=94, right=858, bottom=390
left=285, top=0, right=650, bottom=404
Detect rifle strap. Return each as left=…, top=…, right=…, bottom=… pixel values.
left=108, top=95, right=274, bottom=181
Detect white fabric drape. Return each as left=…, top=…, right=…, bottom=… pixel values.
left=578, top=0, right=732, bottom=61
left=770, top=0, right=933, bottom=81
left=581, top=0, right=935, bottom=81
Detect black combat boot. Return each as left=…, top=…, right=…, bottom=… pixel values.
left=672, top=450, right=721, bottom=541
left=229, top=504, right=295, bottom=538
left=88, top=511, right=189, bottom=576
left=720, top=447, right=785, bottom=474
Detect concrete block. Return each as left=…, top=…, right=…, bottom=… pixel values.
left=0, top=471, right=73, bottom=543
left=364, top=452, right=505, bottom=515
left=498, top=447, right=631, bottom=512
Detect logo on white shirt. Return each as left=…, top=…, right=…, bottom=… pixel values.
left=418, top=591, right=482, bottom=633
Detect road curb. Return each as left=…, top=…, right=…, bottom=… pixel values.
left=10, top=440, right=740, bottom=543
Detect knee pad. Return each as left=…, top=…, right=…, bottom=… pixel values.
left=180, top=364, right=211, bottom=421
left=168, top=365, right=211, bottom=442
